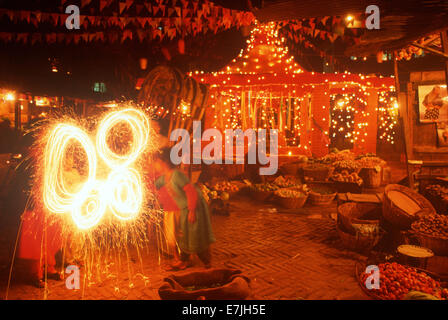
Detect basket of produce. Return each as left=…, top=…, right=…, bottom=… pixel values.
left=337, top=202, right=381, bottom=234
left=274, top=187, right=309, bottom=209
left=359, top=167, right=382, bottom=188
left=411, top=213, right=448, bottom=256
left=273, top=175, right=300, bottom=189
left=211, top=181, right=241, bottom=196
left=336, top=222, right=383, bottom=253
left=383, top=184, right=435, bottom=230
left=356, top=262, right=448, bottom=300
left=423, top=184, right=448, bottom=215
left=330, top=171, right=363, bottom=193
left=303, top=164, right=334, bottom=182
left=158, top=268, right=251, bottom=300
left=308, top=184, right=337, bottom=206
left=357, top=156, right=386, bottom=188
left=332, top=160, right=361, bottom=174
left=250, top=183, right=278, bottom=201
left=281, top=156, right=308, bottom=175
left=321, top=149, right=356, bottom=163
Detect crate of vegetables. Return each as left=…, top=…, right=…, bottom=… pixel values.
left=411, top=213, right=448, bottom=256
left=274, top=187, right=309, bottom=209
left=357, top=262, right=448, bottom=300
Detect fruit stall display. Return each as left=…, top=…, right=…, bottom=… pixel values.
left=359, top=262, right=448, bottom=300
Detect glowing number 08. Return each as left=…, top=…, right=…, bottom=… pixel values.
left=43, top=109, right=149, bottom=230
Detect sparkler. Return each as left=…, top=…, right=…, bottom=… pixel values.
left=42, top=108, right=150, bottom=230
left=96, top=108, right=150, bottom=170
left=43, top=123, right=97, bottom=216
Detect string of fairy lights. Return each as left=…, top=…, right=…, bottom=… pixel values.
left=377, top=91, right=399, bottom=145
left=139, top=22, right=399, bottom=152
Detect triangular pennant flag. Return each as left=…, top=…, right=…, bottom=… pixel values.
left=119, top=2, right=127, bottom=14
left=144, top=3, right=152, bottom=14
left=50, top=13, right=59, bottom=26
left=159, top=4, right=166, bottom=16
left=119, top=17, right=127, bottom=29
left=81, top=0, right=92, bottom=8
left=100, top=0, right=108, bottom=12
left=137, top=17, right=146, bottom=28
left=21, top=11, right=31, bottom=24
left=125, top=0, right=133, bottom=10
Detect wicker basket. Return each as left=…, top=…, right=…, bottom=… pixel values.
left=410, top=226, right=448, bottom=256
left=303, top=165, right=334, bottom=181
left=359, top=167, right=382, bottom=188
left=337, top=202, right=381, bottom=234
left=383, top=184, right=435, bottom=230
left=355, top=262, right=446, bottom=300
left=281, top=163, right=305, bottom=176
left=337, top=223, right=383, bottom=252
left=309, top=190, right=337, bottom=206
left=275, top=193, right=308, bottom=209
left=252, top=190, right=273, bottom=202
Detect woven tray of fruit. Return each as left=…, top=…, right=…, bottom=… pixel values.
left=356, top=262, right=448, bottom=300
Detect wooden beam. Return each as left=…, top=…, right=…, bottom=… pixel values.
left=411, top=42, right=448, bottom=59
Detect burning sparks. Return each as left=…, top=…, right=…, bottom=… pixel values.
left=43, top=108, right=150, bottom=230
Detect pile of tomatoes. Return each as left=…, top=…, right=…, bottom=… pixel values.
left=361, top=262, right=448, bottom=300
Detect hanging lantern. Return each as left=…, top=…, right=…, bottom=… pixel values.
left=376, top=51, right=383, bottom=64
left=139, top=58, right=148, bottom=70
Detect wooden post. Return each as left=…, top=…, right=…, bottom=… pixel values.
left=441, top=30, right=448, bottom=89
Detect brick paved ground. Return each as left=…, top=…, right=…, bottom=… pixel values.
left=0, top=193, right=372, bottom=300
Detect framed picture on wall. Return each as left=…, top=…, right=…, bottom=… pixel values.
left=418, top=84, right=448, bottom=123
left=437, top=122, right=448, bottom=147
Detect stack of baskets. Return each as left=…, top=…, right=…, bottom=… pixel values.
left=383, top=184, right=435, bottom=230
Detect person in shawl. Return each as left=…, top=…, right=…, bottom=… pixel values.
left=153, top=147, right=215, bottom=270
